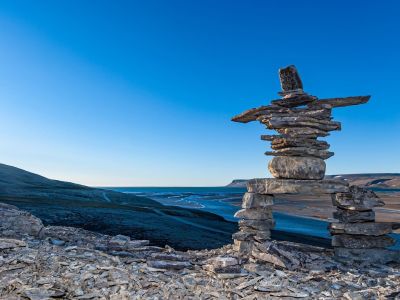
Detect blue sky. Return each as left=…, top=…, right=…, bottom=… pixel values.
left=0, top=1, right=399, bottom=186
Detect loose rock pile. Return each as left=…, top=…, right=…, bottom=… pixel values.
left=232, top=65, right=399, bottom=264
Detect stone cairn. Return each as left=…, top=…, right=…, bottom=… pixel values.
left=231, top=65, right=399, bottom=265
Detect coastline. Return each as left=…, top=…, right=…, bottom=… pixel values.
left=110, top=186, right=400, bottom=249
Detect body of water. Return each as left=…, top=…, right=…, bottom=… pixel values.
left=106, top=186, right=399, bottom=249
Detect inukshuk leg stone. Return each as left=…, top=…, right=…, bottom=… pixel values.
left=232, top=193, right=274, bottom=254
left=330, top=186, right=400, bottom=264
left=231, top=65, right=398, bottom=265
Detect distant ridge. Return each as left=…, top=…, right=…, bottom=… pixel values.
left=226, top=173, right=400, bottom=190
left=226, top=179, right=249, bottom=188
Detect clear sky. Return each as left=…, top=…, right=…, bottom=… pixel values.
left=0, top=1, right=399, bottom=186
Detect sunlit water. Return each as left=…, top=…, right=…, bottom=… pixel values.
left=106, top=186, right=399, bottom=249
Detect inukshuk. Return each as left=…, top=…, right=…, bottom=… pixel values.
left=231, top=65, right=399, bottom=265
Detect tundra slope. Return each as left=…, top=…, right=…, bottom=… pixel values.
left=0, top=163, right=237, bottom=250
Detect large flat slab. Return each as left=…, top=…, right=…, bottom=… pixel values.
left=334, top=247, right=400, bottom=264
left=332, top=234, right=395, bottom=248
left=329, top=222, right=393, bottom=236
left=316, top=96, right=370, bottom=108
left=231, top=95, right=370, bottom=123
left=247, top=178, right=349, bottom=195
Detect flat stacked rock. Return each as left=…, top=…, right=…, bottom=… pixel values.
left=203, top=256, right=243, bottom=279
left=331, top=185, right=399, bottom=263
left=230, top=65, right=399, bottom=265
left=233, top=193, right=274, bottom=255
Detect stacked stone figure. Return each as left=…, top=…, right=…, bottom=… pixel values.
left=231, top=65, right=398, bottom=264
left=330, top=186, right=399, bottom=263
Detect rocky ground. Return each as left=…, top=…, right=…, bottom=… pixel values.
left=2, top=203, right=400, bottom=299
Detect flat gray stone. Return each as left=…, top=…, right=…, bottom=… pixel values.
left=233, top=239, right=254, bottom=254
left=247, top=178, right=349, bottom=195
left=233, top=104, right=331, bottom=123
left=314, top=95, right=371, bottom=108
left=242, top=193, right=274, bottom=208
left=232, top=229, right=271, bottom=241
left=264, top=116, right=341, bottom=132
left=125, top=240, right=150, bottom=250
left=329, top=222, right=393, bottom=236
left=0, top=204, right=44, bottom=238
left=270, top=137, right=330, bottom=150
left=276, top=127, right=329, bottom=138
left=146, top=260, right=192, bottom=270
left=252, top=241, right=301, bottom=270
left=206, top=256, right=239, bottom=268
left=332, top=234, right=395, bottom=248
left=150, top=252, right=189, bottom=262
left=332, top=186, right=385, bottom=211
left=108, top=234, right=130, bottom=250
left=203, top=256, right=242, bottom=275
left=0, top=238, right=27, bottom=250
left=232, top=231, right=255, bottom=241
left=252, top=247, right=288, bottom=269
left=265, top=147, right=334, bottom=160
left=239, top=219, right=275, bottom=231
left=333, top=208, right=375, bottom=223
left=254, top=231, right=272, bottom=241
left=234, top=208, right=273, bottom=220
left=272, top=94, right=316, bottom=108
left=268, top=156, right=326, bottom=180
left=334, top=248, right=400, bottom=264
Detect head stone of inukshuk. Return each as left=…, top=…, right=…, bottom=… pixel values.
left=230, top=66, right=398, bottom=265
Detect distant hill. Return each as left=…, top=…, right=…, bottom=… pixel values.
left=226, top=179, right=249, bottom=188
left=0, top=163, right=237, bottom=250
left=226, top=173, right=400, bottom=190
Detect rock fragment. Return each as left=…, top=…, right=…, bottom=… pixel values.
left=270, top=137, right=330, bottom=150
left=234, top=208, right=273, bottom=220
left=241, top=193, right=274, bottom=208
left=146, top=252, right=192, bottom=270
left=0, top=203, right=44, bottom=238
left=333, top=208, right=375, bottom=223
left=334, top=248, right=400, bottom=264
left=329, top=222, right=393, bottom=236
left=332, top=234, right=396, bottom=249
left=332, top=186, right=384, bottom=211
left=247, top=178, right=348, bottom=194
left=203, top=256, right=241, bottom=275
left=268, top=156, right=326, bottom=179
left=265, top=147, right=334, bottom=159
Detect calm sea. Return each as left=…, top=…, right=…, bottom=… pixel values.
left=106, top=186, right=399, bottom=249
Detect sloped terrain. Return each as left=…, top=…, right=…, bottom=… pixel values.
left=0, top=163, right=237, bottom=250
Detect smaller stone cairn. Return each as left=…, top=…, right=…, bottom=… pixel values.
left=231, top=65, right=399, bottom=265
